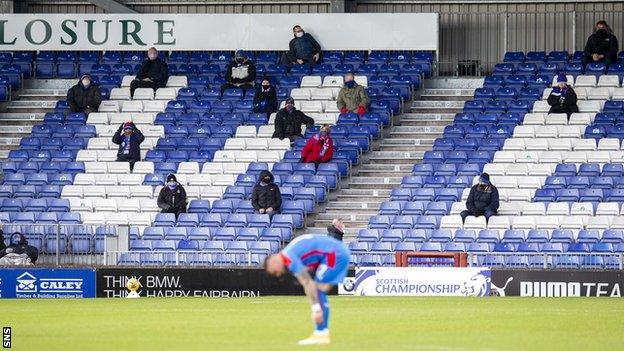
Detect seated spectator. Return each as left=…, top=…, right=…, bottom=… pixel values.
left=157, top=174, right=188, bottom=219
left=337, top=73, right=369, bottom=116
left=272, top=97, right=315, bottom=142
left=221, top=50, right=256, bottom=95
left=0, top=232, right=38, bottom=265
left=583, top=20, right=619, bottom=67
left=130, top=47, right=169, bottom=97
left=66, top=74, right=101, bottom=113
left=326, top=218, right=345, bottom=241
left=112, top=122, right=144, bottom=171
left=460, top=173, right=499, bottom=223
left=301, top=124, right=333, bottom=165
left=547, top=74, right=578, bottom=118
left=251, top=170, right=282, bottom=217
left=281, top=25, right=321, bottom=68
left=253, top=78, right=278, bottom=115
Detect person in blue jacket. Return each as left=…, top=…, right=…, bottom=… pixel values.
left=112, top=121, right=144, bottom=171
left=252, top=78, right=278, bottom=115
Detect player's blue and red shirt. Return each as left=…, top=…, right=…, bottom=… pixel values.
left=280, top=234, right=350, bottom=284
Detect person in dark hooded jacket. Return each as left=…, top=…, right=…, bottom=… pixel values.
left=66, top=73, right=101, bottom=113
left=326, top=218, right=345, bottom=241
left=253, top=78, right=278, bottom=115
left=221, top=50, right=256, bottom=95
left=251, top=170, right=281, bottom=217
left=130, top=47, right=169, bottom=97
left=272, top=97, right=315, bottom=142
left=547, top=74, right=578, bottom=118
left=281, top=25, right=322, bottom=68
left=112, top=121, right=145, bottom=171
left=0, top=232, right=39, bottom=264
left=583, top=20, right=619, bottom=67
left=157, top=174, right=187, bottom=219
left=460, top=173, right=499, bottom=223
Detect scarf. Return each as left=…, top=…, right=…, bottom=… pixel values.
left=316, top=134, right=331, bottom=157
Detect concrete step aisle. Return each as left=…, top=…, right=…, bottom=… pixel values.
left=307, top=78, right=481, bottom=241
left=0, top=79, right=74, bottom=161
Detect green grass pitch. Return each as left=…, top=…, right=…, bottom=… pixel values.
left=3, top=296, right=623, bottom=351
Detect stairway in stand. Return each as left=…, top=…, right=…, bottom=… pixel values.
left=307, top=77, right=482, bottom=241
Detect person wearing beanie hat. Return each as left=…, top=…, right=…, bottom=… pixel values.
left=221, top=49, right=256, bottom=95
left=157, top=173, right=188, bottom=219
left=251, top=170, right=281, bottom=217
left=582, top=20, right=619, bottom=67
left=547, top=73, right=578, bottom=119
left=272, top=96, right=315, bottom=142
left=67, top=73, right=101, bottom=113
left=112, top=121, right=144, bottom=171
left=253, top=78, right=278, bottom=115
left=460, top=172, right=499, bottom=224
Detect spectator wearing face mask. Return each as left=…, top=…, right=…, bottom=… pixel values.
left=460, top=173, right=499, bottom=223
left=66, top=73, right=101, bottom=113
left=253, top=78, right=278, bottom=115
left=273, top=97, right=315, bottom=142
left=112, top=121, right=144, bottom=172
left=337, top=73, right=370, bottom=116
left=583, top=20, right=619, bottom=67
left=281, top=25, right=322, bottom=68
left=251, top=170, right=282, bottom=217
left=301, top=124, right=334, bottom=165
left=221, top=50, right=257, bottom=95
left=326, top=218, right=345, bottom=241
left=130, top=47, right=169, bottom=97
left=0, top=232, right=39, bottom=265
left=547, top=74, right=579, bottom=118
left=157, top=174, right=188, bottom=219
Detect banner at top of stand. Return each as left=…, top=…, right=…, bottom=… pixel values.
left=0, top=13, right=439, bottom=51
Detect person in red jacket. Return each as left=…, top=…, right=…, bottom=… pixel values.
left=301, top=124, right=333, bottom=166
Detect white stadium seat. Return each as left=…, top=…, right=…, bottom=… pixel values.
left=133, top=88, right=155, bottom=100
left=300, top=76, right=322, bottom=88
left=109, top=87, right=131, bottom=100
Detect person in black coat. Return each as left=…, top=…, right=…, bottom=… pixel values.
left=281, top=25, right=322, bottom=68
left=326, top=218, right=345, bottom=241
left=130, top=47, right=169, bottom=97
left=157, top=174, right=188, bottom=219
left=460, top=173, right=499, bottom=223
left=0, top=232, right=39, bottom=264
left=0, top=229, right=6, bottom=252
left=251, top=170, right=281, bottom=217
left=112, top=121, right=144, bottom=171
left=253, top=78, right=278, bottom=115
left=221, top=50, right=256, bottom=95
left=547, top=74, right=579, bottom=118
left=583, top=20, right=619, bottom=67
left=66, top=74, right=101, bottom=113
left=272, top=97, right=315, bottom=142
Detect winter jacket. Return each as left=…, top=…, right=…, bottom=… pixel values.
left=66, top=74, right=102, bottom=113
left=157, top=184, right=188, bottom=212
left=301, top=133, right=334, bottom=163
left=253, top=85, right=278, bottom=115
left=337, top=83, right=370, bottom=112
left=272, top=108, right=315, bottom=140
left=584, top=28, right=619, bottom=62
left=0, top=230, right=5, bottom=251
left=136, top=58, right=169, bottom=88
left=547, top=86, right=579, bottom=115
left=289, top=33, right=321, bottom=60
left=251, top=170, right=282, bottom=212
left=0, top=232, right=39, bottom=263
left=111, top=124, right=145, bottom=162
left=225, top=59, right=256, bottom=85
left=326, top=224, right=344, bottom=241
left=466, top=184, right=499, bottom=215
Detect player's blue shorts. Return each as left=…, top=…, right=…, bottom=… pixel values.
left=313, top=250, right=349, bottom=285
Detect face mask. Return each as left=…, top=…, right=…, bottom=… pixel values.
left=82, top=79, right=91, bottom=87
left=262, top=85, right=270, bottom=91
left=344, top=80, right=355, bottom=88
left=262, top=178, right=271, bottom=183
left=236, top=57, right=245, bottom=64
left=295, top=31, right=304, bottom=38
left=286, top=105, right=294, bottom=112
left=167, top=181, right=177, bottom=189
left=320, top=130, right=328, bottom=136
